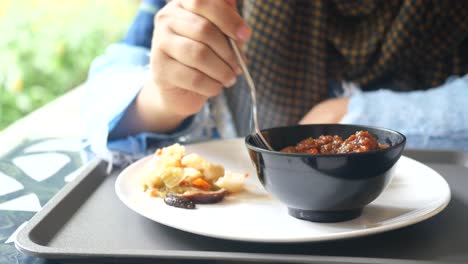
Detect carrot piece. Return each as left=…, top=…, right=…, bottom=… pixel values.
left=191, top=178, right=212, bottom=190
left=155, top=149, right=162, bottom=156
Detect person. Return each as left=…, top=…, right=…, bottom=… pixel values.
left=84, top=0, right=468, bottom=164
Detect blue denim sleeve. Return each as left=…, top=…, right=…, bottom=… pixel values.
left=122, top=0, right=166, bottom=49
left=341, top=75, right=468, bottom=151
left=83, top=0, right=217, bottom=165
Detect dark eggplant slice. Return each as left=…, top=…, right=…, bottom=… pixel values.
left=164, top=193, right=196, bottom=209
left=182, top=189, right=227, bottom=204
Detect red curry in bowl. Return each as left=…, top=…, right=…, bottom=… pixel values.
left=281, top=131, right=389, bottom=154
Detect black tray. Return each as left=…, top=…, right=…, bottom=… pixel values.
left=15, top=148, right=468, bottom=264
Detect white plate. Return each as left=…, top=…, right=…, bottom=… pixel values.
left=115, top=138, right=451, bottom=243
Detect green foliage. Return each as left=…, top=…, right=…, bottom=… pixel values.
left=0, top=0, right=138, bottom=130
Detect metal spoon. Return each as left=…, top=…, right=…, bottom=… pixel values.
left=228, top=38, right=273, bottom=151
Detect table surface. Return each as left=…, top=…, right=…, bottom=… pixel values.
left=0, top=86, right=87, bottom=264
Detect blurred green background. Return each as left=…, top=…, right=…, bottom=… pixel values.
left=0, top=0, right=138, bottom=130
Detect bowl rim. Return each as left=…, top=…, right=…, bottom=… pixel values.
left=245, top=123, right=406, bottom=157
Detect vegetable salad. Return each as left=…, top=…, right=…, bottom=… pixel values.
left=140, top=144, right=248, bottom=200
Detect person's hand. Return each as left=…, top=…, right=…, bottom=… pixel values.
left=110, top=0, right=251, bottom=138
left=299, top=97, right=350, bottom=124
left=139, top=0, right=251, bottom=131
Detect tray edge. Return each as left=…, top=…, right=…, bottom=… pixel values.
left=14, top=158, right=105, bottom=255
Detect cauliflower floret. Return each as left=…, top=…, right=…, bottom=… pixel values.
left=140, top=161, right=163, bottom=189
left=215, top=171, right=247, bottom=193
left=160, top=167, right=184, bottom=188
left=183, top=167, right=202, bottom=181
left=181, top=153, right=206, bottom=170
left=159, top=143, right=185, bottom=158
left=181, top=153, right=224, bottom=181
left=202, top=162, right=225, bottom=181
left=153, top=143, right=186, bottom=169
left=157, top=155, right=182, bottom=168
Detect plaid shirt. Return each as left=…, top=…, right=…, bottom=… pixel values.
left=234, top=0, right=468, bottom=134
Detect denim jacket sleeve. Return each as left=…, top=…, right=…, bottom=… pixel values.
left=341, top=75, right=468, bottom=151
left=83, top=0, right=217, bottom=165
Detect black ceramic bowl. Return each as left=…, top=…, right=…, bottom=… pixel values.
left=245, top=124, right=406, bottom=223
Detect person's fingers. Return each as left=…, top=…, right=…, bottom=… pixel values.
left=165, top=7, right=241, bottom=74
left=154, top=51, right=224, bottom=98
left=158, top=31, right=237, bottom=87
left=180, top=0, right=251, bottom=42
left=224, top=0, right=237, bottom=8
